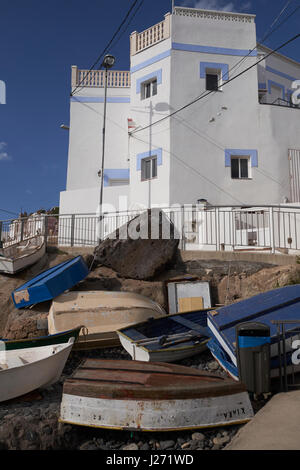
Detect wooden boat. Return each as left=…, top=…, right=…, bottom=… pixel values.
left=59, top=359, right=254, bottom=431
left=0, top=326, right=83, bottom=351
left=0, top=236, right=45, bottom=274
left=12, top=255, right=89, bottom=309
left=117, top=310, right=211, bottom=362
left=0, top=338, right=74, bottom=402
left=48, top=290, right=166, bottom=350
left=207, top=285, right=300, bottom=368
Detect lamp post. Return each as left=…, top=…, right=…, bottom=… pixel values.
left=98, top=54, right=115, bottom=242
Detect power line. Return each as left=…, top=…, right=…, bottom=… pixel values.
left=71, top=0, right=142, bottom=96
left=131, top=32, right=300, bottom=135
left=228, top=1, right=300, bottom=78
left=0, top=208, right=19, bottom=216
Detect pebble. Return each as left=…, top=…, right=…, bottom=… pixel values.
left=0, top=347, right=266, bottom=450
left=122, top=443, right=139, bottom=451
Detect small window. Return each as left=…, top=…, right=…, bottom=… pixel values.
left=108, top=178, right=129, bottom=187
left=231, top=157, right=250, bottom=179
left=141, top=156, right=157, bottom=180
left=205, top=68, right=221, bottom=91
left=206, top=73, right=219, bottom=91
left=141, top=78, right=157, bottom=100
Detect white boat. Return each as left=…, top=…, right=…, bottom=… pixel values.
left=48, top=290, right=166, bottom=350
left=59, top=359, right=254, bottom=431
left=0, top=236, right=45, bottom=274
left=117, top=310, right=210, bottom=363
left=0, top=338, right=74, bottom=402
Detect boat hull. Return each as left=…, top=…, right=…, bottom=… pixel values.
left=0, top=340, right=74, bottom=403
left=117, top=309, right=210, bottom=362
left=48, top=290, right=166, bottom=350
left=59, top=359, right=254, bottom=431
left=60, top=391, right=253, bottom=431
left=0, top=238, right=45, bottom=274
left=1, top=326, right=82, bottom=351
left=118, top=333, right=208, bottom=362
left=12, top=256, right=89, bottom=309
left=207, top=285, right=300, bottom=367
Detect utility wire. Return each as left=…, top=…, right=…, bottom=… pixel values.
left=0, top=208, right=19, bottom=216
left=71, top=0, right=142, bottom=96
left=228, top=1, right=300, bottom=78
left=131, top=32, right=300, bottom=135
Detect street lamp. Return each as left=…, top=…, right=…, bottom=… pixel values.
left=98, top=54, right=115, bottom=241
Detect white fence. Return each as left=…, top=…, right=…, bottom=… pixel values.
left=2, top=205, right=300, bottom=254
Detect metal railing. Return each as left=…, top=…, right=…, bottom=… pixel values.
left=2, top=205, right=300, bottom=252
left=272, top=320, right=300, bottom=392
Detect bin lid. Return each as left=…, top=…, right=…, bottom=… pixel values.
left=236, top=322, right=270, bottom=337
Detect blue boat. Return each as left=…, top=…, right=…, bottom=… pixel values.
left=117, top=309, right=211, bottom=362
left=207, top=285, right=300, bottom=373
left=12, top=256, right=89, bottom=309
left=207, top=338, right=300, bottom=381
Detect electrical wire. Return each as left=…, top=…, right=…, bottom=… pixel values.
left=228, top=1, right=300, bottom=78
left=131, top=32, right=300, bottom=135
left=71, top=0, right=142, bottom=96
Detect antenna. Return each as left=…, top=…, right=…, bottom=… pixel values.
left=172, top=0, right=175, bottom=13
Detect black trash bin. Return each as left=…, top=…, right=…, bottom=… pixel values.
left=236, top=322, right=271, bottom=396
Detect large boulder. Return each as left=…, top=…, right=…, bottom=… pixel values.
left=93, top=209, right=180, bottom=280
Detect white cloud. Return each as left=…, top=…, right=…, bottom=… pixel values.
left=181, top=0, right=252, bottom=13
left=0, top=142, right=12, bottom=161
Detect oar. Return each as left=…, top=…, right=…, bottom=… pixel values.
left=133, top=331, right=196, bottom=346
left=160, top=334, right=205, bottom=349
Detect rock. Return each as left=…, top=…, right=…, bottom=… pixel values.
left=213, top=435, right=230, bottom=446
left=122, top=443, right=139, bottom=450
left=192, top=432, right=205, bottom=441
left=207, top=361, right=219, bottom=371
left=181, top=442, right=191, bottom=449
left=140, top=442, right=150, bottom=450
left=79, top=440, right=99, bottom=450
left=159, top=440, right=175, bottom=450
left=93, top=209, right=180, bottom=280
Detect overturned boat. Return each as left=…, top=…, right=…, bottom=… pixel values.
left=59, top=359, right=254, bottom=431
left=0, top=236, right=45, bottom=275
left=48, top=290, right=166, bottom=350
left=117, top=309, right=211, bottom=362
left=207, top=285, right=300, bottom=379
left=12, top=256, right=89, bottom=309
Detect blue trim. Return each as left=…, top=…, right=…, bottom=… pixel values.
left=71, top=96, right=130, bottom=103
left=238, top=336, right=270, bottom=348
left=200, top=61, right=229, bottom=81
left=258, top=82, right=267, bottom=90
left=268, top=80, right=285, bottom=99
left=225, top=149, right=258, bottom=168
left=172, top=42, right=257, bottom=57
left=103, top=169, right=130, bottom=187
left=266, top=66, right=297, bottom=83
left=131, top=50, right=171, bottom=74
left=136, top=148, right=162, bottom=171
left=136, top=69, right=162, bottom=94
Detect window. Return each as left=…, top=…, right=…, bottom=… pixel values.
left=141, top=78, right=157, bottom=100
left=206, top=73, right=219, bottom=91
left=141, top=156, right=157, bottom=180
left=108, top=178, right=129, bottom=186
left=231, top=157, right=250, bottom=179
left=205, top=68, right=221, bottom=91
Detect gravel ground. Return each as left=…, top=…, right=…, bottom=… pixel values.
left=0, top=347, right=267, bottom=451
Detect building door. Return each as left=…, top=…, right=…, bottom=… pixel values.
left=289, top=149, right=300, bottom=202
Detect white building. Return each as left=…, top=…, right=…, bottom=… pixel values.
left=59, top=6, right=300, bottom=217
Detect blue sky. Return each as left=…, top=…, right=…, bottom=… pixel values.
left=0, top=0, right=299, bottom=217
